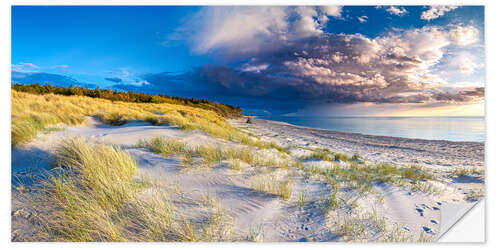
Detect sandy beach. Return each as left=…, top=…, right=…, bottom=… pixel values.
left=238, top=118, right=484, bottom=170
left=12, top=116, right=485, bottom=242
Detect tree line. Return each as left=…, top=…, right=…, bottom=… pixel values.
left=12, top=83, right=243, bottom=118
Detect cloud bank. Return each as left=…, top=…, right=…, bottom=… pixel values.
left=146, top=8, right=484, bottom=114
left=13, top=6, right=483, bottom=115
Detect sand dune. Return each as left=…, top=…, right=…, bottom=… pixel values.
left=11, top=117, right=484, bottom=242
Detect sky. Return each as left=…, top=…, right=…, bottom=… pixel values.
left=11, top=5, right=485, bottom=116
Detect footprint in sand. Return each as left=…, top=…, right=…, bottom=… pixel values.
left=416, top=207, right=424, bottom=216
left=421, top=204, right=430, bottom=209
left=432, top=206, right=440, bottom=211
left=423, top=226, right=434, bottom=234
left=431, top=220, right=438, bottom=224
left=436, top=202, right=442, bottom=206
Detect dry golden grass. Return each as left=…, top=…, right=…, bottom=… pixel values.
left=28, top=138, right=234, bottom=241
left=249, top=171, right=294, bottom=200
left=12, top=90, right=238, bottom=146
left=12, top=90, right=289, bottom=156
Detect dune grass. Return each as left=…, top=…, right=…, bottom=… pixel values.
left=228, top=159, right=243, bottom=171
left=28, top=138, right=233, bottom=241
left=299, top=160, right=435, bottom=195
left=136, top=137, right=188, bottom=157
left=451, top=166, right=484, bottom=178
left=301, top=147, right=356, bottom=163
left=12, top=90, right=289, bottom=155
left=329, top=207, right=387, bottom=242
left=137, top=136, right=290, bottom=170
left=250, top=171, right=294, bottom=200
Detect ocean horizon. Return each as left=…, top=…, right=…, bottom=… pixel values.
left=257, top=115, right=485, bottom=142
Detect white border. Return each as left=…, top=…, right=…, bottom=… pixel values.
left=2, top=0, right=497, bottom=249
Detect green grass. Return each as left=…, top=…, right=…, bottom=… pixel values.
left=11, top=90, right=287, bottom=151
left=28, top=138, right=233, bottom=241
left=310, top=149, right=334, bottom=161
left=329, top=207, right=388, bottom=242
left=137, top=137, right=188, bottom=157
left=334, top=153, right=350, bottom=162
left=228, top=159, right=242, bottom=171
left=451, top=166, right=484, bottom=178
left=301, top=148, right=359, bottom=163
left=298, top=190, right=307, bottom=208
left=250, top=172, right=295, bottom=200
left=138, top=137, right=294, bottom=171
left=299, top=160, right=435, bottom=195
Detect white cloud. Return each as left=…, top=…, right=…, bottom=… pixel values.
left=172, top=6, right=343, bottom=54
left=273, top=25, right=482, bottom=103
left=240, top=63, right=270, bottom=73
left=319, top=6, right=343, bottom=18
left=386, top=6, right=408, bottom=16
left=53, top=64, right=70, bottom=69
left=421, top=6, right=458, bottom=21
left=448, top=25, right=480, bottom=46
left=166, top=6, right=483, bottom=105
left=358, top=16, right=368, bottom=23
left=12, top=62, right=39, bottom=73
left=448, top=52, right=479, bottom=74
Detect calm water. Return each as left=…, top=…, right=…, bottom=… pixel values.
left=257, top=116, right=485, bottom=142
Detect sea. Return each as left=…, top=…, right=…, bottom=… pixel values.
left=257, top=116, right=485, bottom=142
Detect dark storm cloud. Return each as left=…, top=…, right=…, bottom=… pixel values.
left=122, top=31, right=483, bottom=112
left=433, top=87, right=485, bottom=102
left=114, top=22, right=484, bottom=114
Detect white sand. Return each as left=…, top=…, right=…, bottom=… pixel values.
left=11, top=116, right=484, bottom=242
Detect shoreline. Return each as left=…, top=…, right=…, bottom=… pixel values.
left=233, top=117, right=484, bottom=170
left=252, top=115, right=485, bottom=143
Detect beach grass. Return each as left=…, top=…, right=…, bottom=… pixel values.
left=250, top=171, right=294, bottom=200
left=12, top=90, right=291, bottom=157
left=299, top=159, right=435, bottom=195
left=27, top=138, right=233, bottom=241
left=451, top=166, right=484, bottom=178
left=137, top=136, right=293, bottom=171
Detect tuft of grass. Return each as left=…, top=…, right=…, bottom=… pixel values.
left=465, top=189, right=484, bottom=202
left=451, top=167, right=484, bottom=178
left=417, top=230, right=434, bottom=243
left=278, top=177, right=294, bottom=200
left=28, top=138, right=234, bottom=242
left=137, top=136, right=187, bottom=157
left=312, top=149, right=334, bottom=161
left=181, top=152, right=194, bottom=167
left=193, top=145, right=224, bottom=166
left=96, top=112, right=128, bottom=126
left=334, top=153, right=350, bottom=162
left=301, top=159, right=436, bottom=195
left=330, top=207, right=388, bottom=242
left=138, top=137, right=296, bottom=171
left=53, top=138, right=138, bottom=210
left=351, top=153, right=362, bottom=161
left=400, top=165, right=434, bottom=181
left=33, top=138, right=138, bottom=241
left=228, top=159, right=242, bottom=171
left=247, top=224, right=264, bottom=242
left=298, top=190, right=307, bottom=208
left=225, top=147, right=256, bottom=165
left=383, top=224, right=412, bottom=242
left=250, top=172, right=294, bottom=200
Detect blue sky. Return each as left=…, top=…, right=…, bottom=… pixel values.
left=12, top=6, right=485, bottom=116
